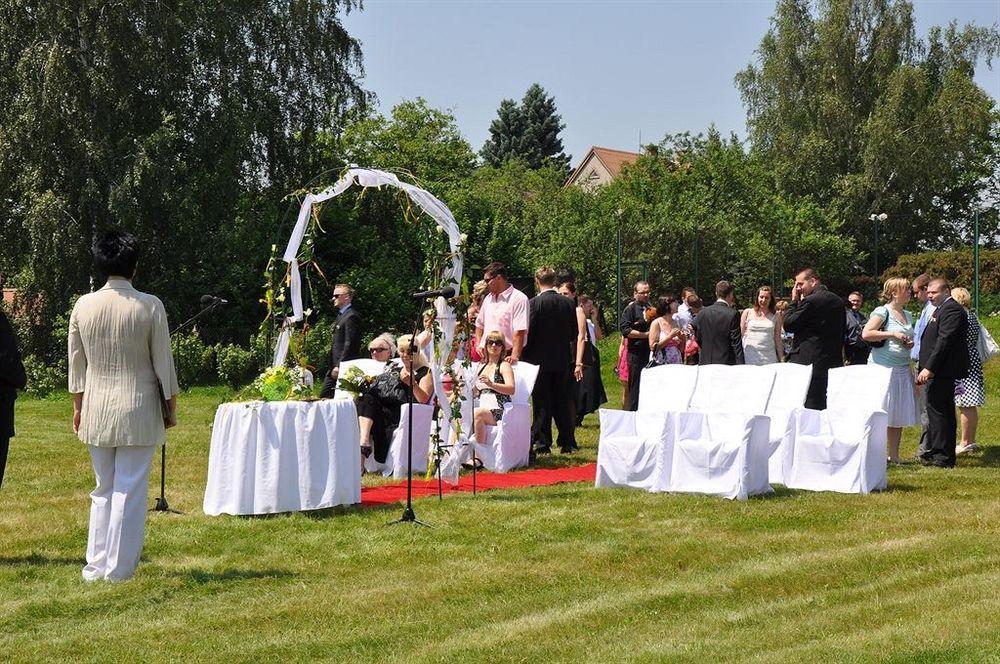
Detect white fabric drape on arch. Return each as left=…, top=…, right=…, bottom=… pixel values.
left=272, top=167, right=466, bottom=454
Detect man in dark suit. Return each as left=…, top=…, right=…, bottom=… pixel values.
left=522, top=266, right=579, bottom=455
left=319, top=283, right=364, bottom=399
left=618, top=281, right=651, bottom=411
left=915, top=278, right=969, bottom=468
left=0, top=305, right=27, bottom=490
left=691, top=280, right=744, bottom=365
left=782, top=268, right=846, bottom=410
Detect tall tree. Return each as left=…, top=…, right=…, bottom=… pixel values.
left=0, top=0, right=370, bottom=354
left=480, top=84, right=570, bottom=173
left=736, top=0, right=1000, bottom=266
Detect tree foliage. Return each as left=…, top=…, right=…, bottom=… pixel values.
left=480, top=84, right=570, bottom=173
left=736, top=0, right=1000, bottom=265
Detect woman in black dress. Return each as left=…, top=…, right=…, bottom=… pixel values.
left=556, top=284, right=607, bottom=425
left=356, top=334, right=434, bottom=464
left=473, top=330, right=515, bottom=443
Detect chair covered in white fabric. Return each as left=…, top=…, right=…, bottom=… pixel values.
left=765, top=363, right=813, bottom=485
left=332, top=359, right=386, bottom=400
left=784, top=364, right=893, bottom=494
left=364, top=403, right=435, bottom=479
left=595, top=364, right=699, bottom=490
left=468, top=361, right=540, bottom=473
left=688, top=364, right=774, bottom=415
left=595, top=409, right=675, bottom=489
left=665, top=411, right=772, bottom=499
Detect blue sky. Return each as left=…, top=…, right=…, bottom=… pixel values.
left=343, top=1, right=1000, bottom=165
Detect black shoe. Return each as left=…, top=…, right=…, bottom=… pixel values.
left=560, top=446, right=576, bottom=454
left=919, top=458, right=953, bottom=468
left=534, top=446, right=552, bottom=455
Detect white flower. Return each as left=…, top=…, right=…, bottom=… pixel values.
left=459, top=233, right=468, bottom=243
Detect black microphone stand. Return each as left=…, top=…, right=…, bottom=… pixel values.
left=390, top=302, right=431, bottom=527
left=151, top=298, right=224, bottom=514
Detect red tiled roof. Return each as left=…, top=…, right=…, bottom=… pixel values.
left=566, top=146, right=642, bottom=186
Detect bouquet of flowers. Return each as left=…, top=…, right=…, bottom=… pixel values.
left=250, top=366, right=314, bottom=402
left=337, top=365, right=375, bottom=399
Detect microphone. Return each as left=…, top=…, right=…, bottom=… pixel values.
left=410, top=286, right=456, bottom=300
left=200, top=294, right=229, bottom=306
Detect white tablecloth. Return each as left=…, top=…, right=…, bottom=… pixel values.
left=203, top=400, right=361, bottom=515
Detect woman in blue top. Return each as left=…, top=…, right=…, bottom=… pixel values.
left=862, top=277, right=919, bottom=463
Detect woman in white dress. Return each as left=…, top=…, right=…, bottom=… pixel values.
left=740, top=286, right=783, bottom=365
left=862, top=277, right=918, bottom=463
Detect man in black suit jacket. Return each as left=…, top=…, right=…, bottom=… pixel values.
left=521, top=266, right=579, bottom=454
left=915, top=279, right=969, bottom=468
left=691, top=280, right=744, bottom=365
left=782, top=268, right=846, bottom=410
left=0, top=306, right=27, bottom=490
left=319, top=283, right=364, bottom=399
left=618, top=281, right=652, bottom=411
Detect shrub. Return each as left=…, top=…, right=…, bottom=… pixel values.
left=173, top=330, right=215, bottom=388
left=883, top=250, right=1000, bottom=295
left=22, top=354, right=66, bottom=398
left=216, top=343, right=260, bottom=389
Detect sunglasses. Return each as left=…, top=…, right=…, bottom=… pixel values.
left=486, top=339, right=504, bottom=347
left=333, top=292, right=348, bottom=298
left=369, top=347, right=390, bottom=354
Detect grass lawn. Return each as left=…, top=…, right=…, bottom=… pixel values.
left=2, top=333, right=999, bottom=662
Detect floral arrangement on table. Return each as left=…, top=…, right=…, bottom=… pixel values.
left=247, top=365, right=315, bottom=402
left=336, top=365, right=376, bottom=399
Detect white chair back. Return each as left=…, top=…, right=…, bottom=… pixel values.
left=826, top=364, right=892, bottom=412
left=333, top=359, right=386, bottom=400
left=637, top=364, right=698, bottom=412
left=766, top=363, right=813, bottom=413
left=689, top=364, right=775, bottom=415
left=509, top=361, right=539, bottom=405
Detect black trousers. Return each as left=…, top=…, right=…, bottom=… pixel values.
left=803, top=367, right=829, bottom=410
left=319, top=370, right=338, bottom=399
left=626, top=354, right=647, bottom=411
left=531, top=368, right=577, bottom=452
left=0, top=435, right=9, bottom=490
left=924, top=376, right=957, bottom=467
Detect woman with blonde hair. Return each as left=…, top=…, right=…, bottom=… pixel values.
left=862, top=277, right=918, bottom=463
left=355, top=333, right=434, bottom=464
left=740, top=285, right=783, bottom=365
left=950, top=287, right=984, bottom=454
left=472, top=330, right=516, bottom=443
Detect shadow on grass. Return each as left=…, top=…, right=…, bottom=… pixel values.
left=179, top=568, right=298, bottom=583
left=970, top=445, right=1000, bottom=468
left=0, top=554, right=80, bottom=567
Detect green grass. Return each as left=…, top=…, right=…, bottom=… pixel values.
left=2, top=334, right=999, bottom=662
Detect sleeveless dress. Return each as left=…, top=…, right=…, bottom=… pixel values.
left=651, top=318, right=684, bottom=365
left=477, top=361, right=511, bottom=421
left=743, top=311, right=778, bottom=365
left=576, top=320, right=608, bottom=423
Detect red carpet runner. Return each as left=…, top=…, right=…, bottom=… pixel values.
left=361, top=463, right=597, bottom=507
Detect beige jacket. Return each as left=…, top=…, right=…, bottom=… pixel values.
left=68, top=278, right=179, bottom=447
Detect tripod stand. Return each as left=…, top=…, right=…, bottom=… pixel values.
left=150, top=298, right=225, bottom=514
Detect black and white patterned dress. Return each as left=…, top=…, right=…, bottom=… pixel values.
left=955, top=310, right=985, bottom=407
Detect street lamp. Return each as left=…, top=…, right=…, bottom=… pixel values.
left=869, top=212, right=888, bottom=277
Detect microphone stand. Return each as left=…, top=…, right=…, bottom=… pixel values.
left=151, top=298, right=224, bottom=514
left=390, top=302, right=431, bottom=527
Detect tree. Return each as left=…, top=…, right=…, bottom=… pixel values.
left=0, top=0, right=370, bottom=356
left=736, top=0, right=1000, bottom=267
left=480, top=84, right=570, bottom=173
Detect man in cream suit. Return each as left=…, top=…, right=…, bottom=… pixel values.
left=69, top=230, right=179, bottom=581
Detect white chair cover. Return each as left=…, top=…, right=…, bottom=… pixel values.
left=826, top=364, right=893, bottom=411
left=665, top=411, right=772, bottom=500
left=365, top=403, right=435, bottom=479
left=765, top=363, right=813, bottom=485
left=332, top=359, right=386, bottom=400
left=688, top=364, right=775, bottom=415
left=637, top=363, right=699, bottom=412
left=595, top=409, right=674, bottom=490
left=785, top=408, right=888, bottom=494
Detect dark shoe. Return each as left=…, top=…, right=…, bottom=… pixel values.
left=560, top=447, right=576, bottom=454
left=360, top=445, right=373, bottom=459
left=919, top=458, right=953, bottom=468
left=534, top=446, right=552, bottom=455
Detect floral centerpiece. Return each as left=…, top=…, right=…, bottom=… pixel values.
left=336, top=364, right=376, bottom=399
left=248, top=365, right=314, bottom=402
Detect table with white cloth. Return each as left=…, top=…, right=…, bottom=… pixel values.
left=203, top=399, right=361, bottom=516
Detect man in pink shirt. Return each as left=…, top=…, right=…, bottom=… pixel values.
left=476, top=261, right=529, bottom=363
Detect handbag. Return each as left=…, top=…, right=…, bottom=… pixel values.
left=977, top=324, right=999, bottom=363
left=866, top=308, right=890, bottom=349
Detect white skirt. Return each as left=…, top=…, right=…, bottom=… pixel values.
left=884, top=364, right=919, bottom=428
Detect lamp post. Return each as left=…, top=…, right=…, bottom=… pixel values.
left=869, top=212, right=888, bottom=278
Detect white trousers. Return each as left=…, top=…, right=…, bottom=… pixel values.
left=84, top=444, right=157, bottom=581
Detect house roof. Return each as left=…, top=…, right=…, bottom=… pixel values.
left=565, top=146, right=642, bottom=186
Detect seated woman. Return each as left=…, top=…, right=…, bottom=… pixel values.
left=367, top=332, right=397, bottom=362
left=356, top=334, right=434, bottom=465
left=473, top=330, right=516, bottom=444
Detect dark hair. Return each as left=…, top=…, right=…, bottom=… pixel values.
left=555, top=268, right=575, bottom=287
left=483, top=261, right=508, bottom=279
left=797, top=267, right=819, bottom=281
left=560, top=280, right=577, bottom=295
left=754, top=285, right=776, bottom=315
left=715, top=280, right=734, bottom=300
left=535, top=266, right=557, bottom=287
left=655, top=295, right=678, bottom=317
left=93, top=229, right=139, bottom=279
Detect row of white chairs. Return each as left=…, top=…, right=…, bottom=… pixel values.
left=335, top=358, right=540, bottom=480
left=596, top=363, right=892, bottom=499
